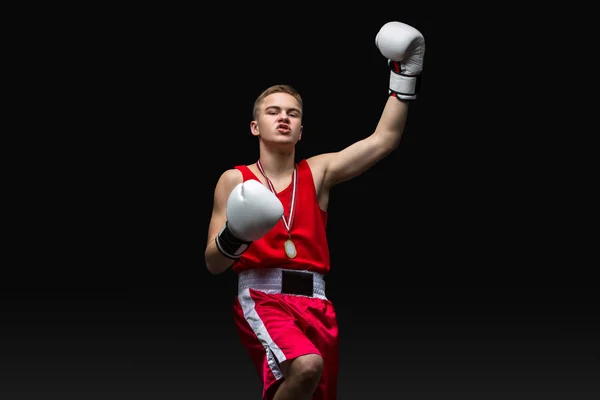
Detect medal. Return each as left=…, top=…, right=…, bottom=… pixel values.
left=257, top=160, right=297, bottom=259
left=284, top=238, right=297, bottom=259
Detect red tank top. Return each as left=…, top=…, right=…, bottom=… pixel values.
left=231, top=159, right=330, bottom=275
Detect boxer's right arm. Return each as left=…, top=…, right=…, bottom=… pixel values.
left=205, top=169, right=242, bottom=274
left=205, top=170, right=284, bottom=275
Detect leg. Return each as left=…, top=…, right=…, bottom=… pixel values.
left=304, top=297, right=340, bottom=400
left=273, top=354, right=324, bottom=400
left=233, top=290, right=324, bottom=400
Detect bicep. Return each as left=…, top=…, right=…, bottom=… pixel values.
left=319, top=134, right=393, bottom=188
left=315, top=97, right=409, bottom=188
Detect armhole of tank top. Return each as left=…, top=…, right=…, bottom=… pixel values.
left=298, top=159, right=316, bottom=195
left=300, top=159, right=328, bottom=216
left=234, top=165, right=260, bottom=182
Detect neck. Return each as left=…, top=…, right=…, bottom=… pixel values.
left=257, top=149, right=296, bottom=179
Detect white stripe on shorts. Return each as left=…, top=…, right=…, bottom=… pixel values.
left=238, top=288, right=286, bottom=380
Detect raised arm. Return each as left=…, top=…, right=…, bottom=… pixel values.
left=310, top=21, right=425, bottom=190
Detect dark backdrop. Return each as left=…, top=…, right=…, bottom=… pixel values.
left=2, top=5, right=598, bottom=400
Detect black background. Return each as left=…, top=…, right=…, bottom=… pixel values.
left=2, top=5, right=598, bottom=400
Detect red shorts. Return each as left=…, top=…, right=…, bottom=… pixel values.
left=233, top=288, right=340, bottom=400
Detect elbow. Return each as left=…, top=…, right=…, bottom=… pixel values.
left=205, top=260, right=216, bottom=275
left=373, top=131, right=401, bottom=154
left=206, top=261, right=223, bottom=275
left=206, top=266, right=219, bottom=275
left=205, top=240, right=234, bottom=275
left=377, top=140, right=399, bottom=158
left=205, top=243, right=219, bottom=275
left=205, top=253, right=220, bottom=275
left=388, top=141, right=400, bottom=153
left=205, top=253, right=229, bottom=275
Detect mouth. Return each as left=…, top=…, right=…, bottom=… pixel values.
left=277, top=124, right=291, bottom=133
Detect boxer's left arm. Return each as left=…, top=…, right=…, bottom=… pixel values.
left=308, top=21, right=425, bottom=193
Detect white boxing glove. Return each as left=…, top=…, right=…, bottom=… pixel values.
left=375, top=21, right=425, bottom=100
left=216, top=179, right=284, bottom=259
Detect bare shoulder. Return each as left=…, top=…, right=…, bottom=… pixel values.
left=213, top=168, right=243, bottom=199
left=217, top=168, right=243, bottom=186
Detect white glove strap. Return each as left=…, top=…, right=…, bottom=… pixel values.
left=389, top=72, right=418, bottom=100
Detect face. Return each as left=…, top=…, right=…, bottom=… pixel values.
left=250, top=92, right=303, bottom=145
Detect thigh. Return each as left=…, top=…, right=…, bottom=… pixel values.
left=233, top=289, right=322, bottom=396
left=304, top=298, right=340, bottom=400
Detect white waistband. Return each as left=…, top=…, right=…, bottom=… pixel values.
left=238, top=268, right=327, bottom=300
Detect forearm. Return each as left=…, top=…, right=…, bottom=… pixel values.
left=373, top=96, right=409, bottom=148
left=205, top=239, right=235, bottom=275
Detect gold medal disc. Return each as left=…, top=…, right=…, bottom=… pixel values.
left=284, top=239, right=297, bottom=259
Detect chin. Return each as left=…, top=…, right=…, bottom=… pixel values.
left=273, top=139, right=297, bottom=148
left=272, top=134, right=295, bottom=142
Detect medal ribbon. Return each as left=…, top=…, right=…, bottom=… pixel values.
left=256, top=160, right=297, bottom=234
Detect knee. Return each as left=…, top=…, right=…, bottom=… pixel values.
left=289, top=354, right=323, bottom=384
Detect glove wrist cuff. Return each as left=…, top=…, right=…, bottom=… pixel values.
left=389, top=71, right=418, bottom=100
left=216, top=222, right=251, bottom=259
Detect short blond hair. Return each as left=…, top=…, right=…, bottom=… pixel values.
left=253, top=84, right=303, bottom=120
